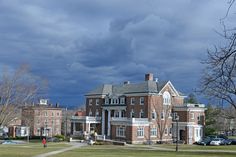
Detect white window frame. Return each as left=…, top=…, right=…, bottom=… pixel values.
left=96, top=99, right=99, bottom=105
left=164, top=128, right=168, bottom=135
left=163, top=91, right=171, bottom=105
left=131, top=97, right=135, bottom=105
left=191, top=113, right=194, bottom=120
left=95, top=109, right=99, bottom=117
left=161, top=111, right=165, bottom=120
left=150, top=127, right=157, bottom=137
left=140, top=109, right=144, bottom=118
left=116, top=126, right=125, bottom=137
left=120, top=97, right=125, bottom=104
left=89, top=109, right=92, bottom=116
left=105, top=98, right=109, bottom=104
left=140, top=97, right=144, bottom=105
left=169, top=127, right=172, bottom=135
left=151, top=111, right=156, bottom=119
left=137, top=127, right=144, bottom=137
left=130, top=109, right=135, bottom=118
left=114, top=111, right=119, bottom=118
left=89, top=99, right=93, bottom=106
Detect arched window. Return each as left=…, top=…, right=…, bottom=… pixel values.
left=163, top=91, right=171, bottom=105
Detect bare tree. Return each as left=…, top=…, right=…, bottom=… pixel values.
left=201, top=1, right=236, bottom=111
left=0, top=65, right=47, bottom=127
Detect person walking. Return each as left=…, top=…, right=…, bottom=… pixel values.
left=42, top=138, right=47, bottom=148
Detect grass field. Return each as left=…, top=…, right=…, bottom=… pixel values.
left=0, top=142, right=70, bottom=157
left=0, top=142, right=236, bottom=157
left=50, top=145, right=236, bottom=157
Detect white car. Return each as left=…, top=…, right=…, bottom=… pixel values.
left=210, top=138, right=224, bottom=146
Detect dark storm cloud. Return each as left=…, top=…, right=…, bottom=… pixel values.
left=0, top=0, right=234, bottom=107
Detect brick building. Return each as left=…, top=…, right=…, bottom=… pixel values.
left=21, top=99, right=62, bottom=137
left=71, top=73, right=206, bottom=144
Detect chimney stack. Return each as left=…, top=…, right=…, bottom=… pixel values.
left=145, top=73, right=153, bottom=81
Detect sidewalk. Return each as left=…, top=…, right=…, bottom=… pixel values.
left=33, top=142, right=86, bottom=157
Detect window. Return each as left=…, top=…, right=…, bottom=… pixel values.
left=197, top=113, right=201, bottom=121
left=96, top=109, right=99, bottom=117
left=105, top=98, right=109, bottom=104
left=89, top=99, right=92, bottom=106
left=150, top=127, right=157, bottom=137
left=114, top=111, right=119, bottom=117
left=52, top=120, right=54, bottom=126
left=52, top=112, right=54, bottom=117
left=140, top=97, right=144, bottom=105
left=44, top=119, right=48, bottom=126
left=169, top=127, right=172, bottom=135
left=120, top=97, right=125, bottom=104
left=57, top=112, right=60, bottom=116
left=116, top=127, right=125, bottom=137
left=163, top=91, right=171, bottom=105
left=164, top=128, right=168, bottom=135
left=191, top=113, right=194, bottom=120
left=168, top=112, right=172, bottom=118
left=137, top=127, right=144, bottom=137
left=130, top=109, right=135, bottom=118
left=152, top=111, right=156, bottom=119
left=44, top=112, right=48, bottom=117
left=161, top=111, right=165, bottom=120
left=89, top=109, right=92, bottom=116
left=140, top=109, right=144, bottom=118
left=131, top=97, right=135, bottom=105
left=96, top=99, right=99, bottom=105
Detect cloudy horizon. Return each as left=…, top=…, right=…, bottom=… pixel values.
left=0, top=0, right=235, bottom=108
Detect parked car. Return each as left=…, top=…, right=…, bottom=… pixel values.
left=223, top=139, right=232, bottom=145
left=210, top=138, right=225, bottom=146
left=0, top=140, right=18, bottom=144
left=197, top=138, right=212, bottom=146
left=231, top=139, right=236, bottom=145
left=47, top=137, right=60, bottom=142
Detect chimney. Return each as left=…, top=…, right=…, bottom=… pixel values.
left=145, top=73, right=153, bottom=81
left=124, top=81, right=130, bottom=85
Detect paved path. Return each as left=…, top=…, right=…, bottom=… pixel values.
left=33, top=142, right=86, bottom=157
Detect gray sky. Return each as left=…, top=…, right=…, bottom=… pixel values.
left=0, top=0, right=235, bottom=107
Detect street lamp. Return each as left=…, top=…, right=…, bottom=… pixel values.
left=173, top=113, right=179, bottom=152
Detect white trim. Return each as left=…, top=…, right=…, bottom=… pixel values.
left=159, top=81, right=181, bottom=96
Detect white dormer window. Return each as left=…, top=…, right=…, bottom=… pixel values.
left=89, top=99, right=93, bottom=106
left=105, top=98, right=109, bottom=104
left=140, top=109, right=144, bottom=118
left=120, top=97, right=125, bottom=104
left=131, top=97, right=135, bottom=105
left=140, top=97, right=144, bottom=105
left=96, top=99, right=99, bottom=105
left=163, top=91, right=171, bottom=105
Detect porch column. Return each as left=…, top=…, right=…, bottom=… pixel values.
left=73, top=121, right=76, bottom=134
left=102, top=109, right=105, bottom=135
left=119, top=110, right=122, bottom=118
left=107, top=109, right=111, bottom=136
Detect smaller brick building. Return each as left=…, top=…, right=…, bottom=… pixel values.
left=21, top=99, right=62, bottom=137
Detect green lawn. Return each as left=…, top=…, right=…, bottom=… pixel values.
left=0, top=142, right=70, bottom=157
left=50, top=145, right=236, bottom=157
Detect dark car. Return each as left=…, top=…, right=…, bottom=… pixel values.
left=223, top=139, right=232, bottom=145
left=231, top=139, right=236, bottom=145
left=197, top=138, right=212, bottom=146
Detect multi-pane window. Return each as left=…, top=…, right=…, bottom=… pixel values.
left=96, top=99, right=99, bottom=105
left=44, top=112, right=48, bottom=117
left=116, top=127, right=125, bottom=137
left=131, top=97, right=135, bottom=105
left=140, top=97, right=144, bottom=105
left=150, top=127, right=157, bottom=137
left=52, top=112, right=54, bottom=117
left=163, top=91, right=171, bottom=105
left=89, top=109, right=92, bottom=116
left=120, top=97, right=125, bottom=104
left=168, top=112, right=172, bottom=118
left=197, top=113, right=201, bottom=121
left=89, top=99, right=92, bottom=106
left=137, top=127, right=144, bottom=137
